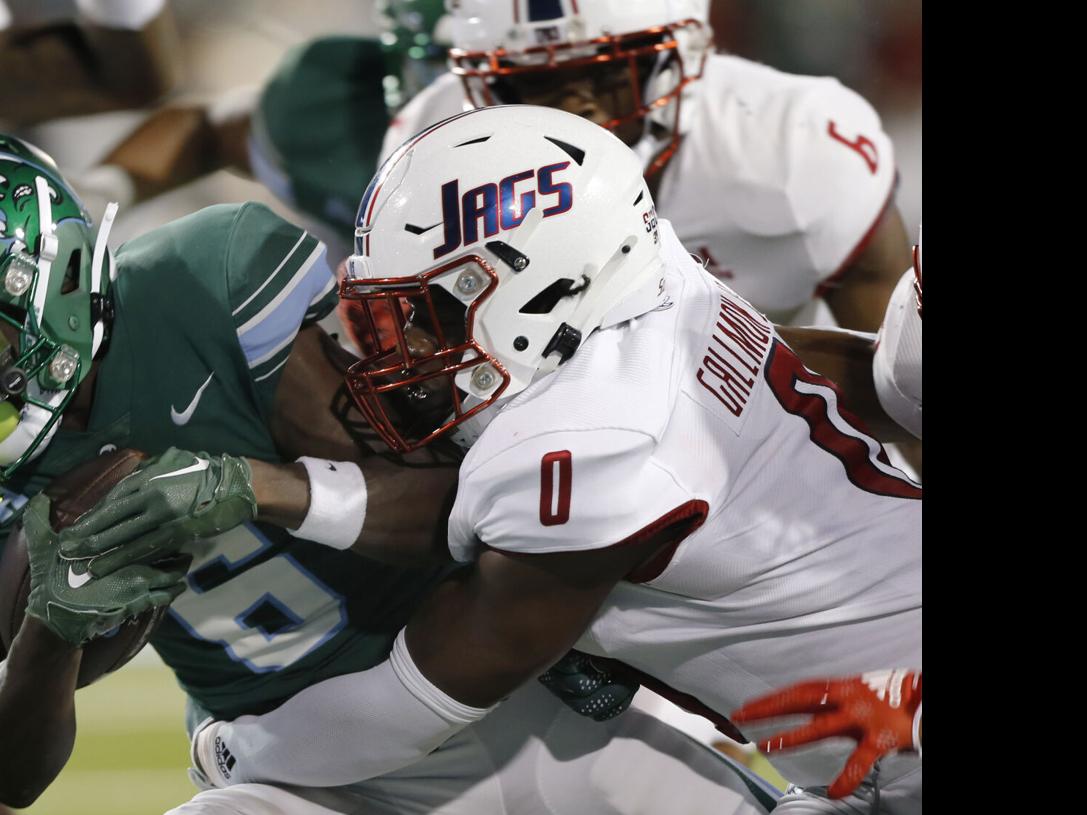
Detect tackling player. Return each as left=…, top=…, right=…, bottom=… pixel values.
left=0, top=134, right=785, bottom=815
left=180, top=106, right=921, bottom=813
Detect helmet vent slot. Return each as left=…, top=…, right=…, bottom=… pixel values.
left=633, top=190, right=644, bottom=206
left=61, top=249, right=81, bottom=294
left=519, top=275, right=590, bottom=315
left=456, top=136, right=492, bottom=147
left=544, top=137, right=585, bottom=166
left=404, top=222, right=441, bottom=235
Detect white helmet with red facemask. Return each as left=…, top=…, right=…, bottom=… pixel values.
left=447, top=0, right=712, bottom=177
left=342, top=105, right=664, bottom=453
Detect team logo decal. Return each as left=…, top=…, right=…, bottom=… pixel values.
left=433, top=161, right=573, bottom=259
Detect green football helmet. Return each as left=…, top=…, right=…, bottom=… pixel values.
left=0, top=135, right=118, bottom=478
left=376, top=0, right=450, bottom=109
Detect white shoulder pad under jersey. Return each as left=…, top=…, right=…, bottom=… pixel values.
left=448, top=224, right=700, bottom=564
left=873, top=267, right=922, bottom=438
left=659, top=54, right=896, bottom=322
left=380, top=72, right=468, bottom=163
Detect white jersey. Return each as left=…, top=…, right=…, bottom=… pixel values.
left=873, top=268, right=922, bottom=440
left=383, top=56, right=896, bottom=325
left=659, top=55, right=897, bottom=324
left=448, top=222, right=921, bottom=794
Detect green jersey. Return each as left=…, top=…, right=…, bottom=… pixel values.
left=2, top=203, right=447, bottom=719
left=249, top=36, right=390, bottom=250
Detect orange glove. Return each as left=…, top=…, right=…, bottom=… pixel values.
left=731, top=669, right=921, bottom=799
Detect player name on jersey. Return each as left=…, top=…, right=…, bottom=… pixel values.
left=695, top=285, right=772, bottom=419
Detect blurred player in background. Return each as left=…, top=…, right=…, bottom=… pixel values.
left=0, top=0, right=181, bottom=126
left=0, top=134, right=785, bottom=815
left=69, top=0, right=451, bottom=262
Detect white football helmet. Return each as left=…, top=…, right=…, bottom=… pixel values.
left=342, top=105, right=664, bottom=452
left=447, top=0, right=712, bottom=177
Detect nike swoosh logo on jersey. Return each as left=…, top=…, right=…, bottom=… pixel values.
left=67, top=565, right=92, bottom=589
left=170, top=373, right=215, bottom=426
left=149, top=458, right=210, bottom=482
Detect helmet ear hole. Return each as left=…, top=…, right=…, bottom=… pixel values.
left=519, top=276, right=590, bottom=315
left=520, top=278, right=576, bottom=315
left=61, top=249, right=81, bottom=294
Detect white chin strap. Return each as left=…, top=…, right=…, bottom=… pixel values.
left=90, top=201, right=119, bottom=356
left=447, top=393, right=511, bottom=450
left=632, top=51, right=680, bottom=172
left=0, top=386, right=64, bottom=466
left=31, top=176, right=58, bottom=334
left=631, top=129, right=670, bottom=173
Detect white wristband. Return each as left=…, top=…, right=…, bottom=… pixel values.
left=290, top=458, right=366, bottom=550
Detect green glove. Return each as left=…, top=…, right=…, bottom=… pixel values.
left=57, top=448, right=258, bottom=577
left=24, top=494, right=189, bottom=647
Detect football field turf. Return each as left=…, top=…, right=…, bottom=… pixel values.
left=21, top=654, right=194, bottom=815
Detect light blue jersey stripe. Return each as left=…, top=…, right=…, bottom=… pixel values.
left=232, top=232, right=310, bottom=318
left=238, top=243, right=331, bottom=368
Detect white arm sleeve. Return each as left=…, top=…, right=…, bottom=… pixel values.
left=873, top=268, right=922, bottom=439
left=194, top=629, right=492, bottom=788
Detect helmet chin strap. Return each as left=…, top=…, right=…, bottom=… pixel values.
left=90, top=201, right=120, bottom=356
left=31, top=176, right=58, bottom=335
left=0, top=384, right=65, bottom=465
left=533, top=234, right=650, bottom=382
left=632, top=50, right=677, bottom=172
left=447, top=392, right=513, bottom=449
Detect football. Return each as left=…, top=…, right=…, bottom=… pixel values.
left=0, top=448, right=173, bottom=688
